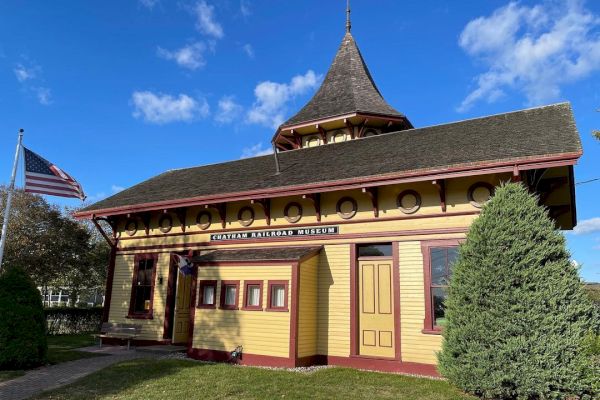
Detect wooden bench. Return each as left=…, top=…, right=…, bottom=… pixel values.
left=94, top=323, right=142, bottom=350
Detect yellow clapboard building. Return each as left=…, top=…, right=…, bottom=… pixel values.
left=75, top=17, right=582, bottom=377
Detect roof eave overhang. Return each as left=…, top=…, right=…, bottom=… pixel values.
left=74, top=151, right=582, bottom=220
left=272, top=112, right=409, bottom=144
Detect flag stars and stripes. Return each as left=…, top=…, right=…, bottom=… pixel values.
left=24, top=147, right=86, bottom=200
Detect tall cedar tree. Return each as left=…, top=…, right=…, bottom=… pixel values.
left=438, top=183, right=599, bottom=399
left=0, top=265, right=47, bottom=369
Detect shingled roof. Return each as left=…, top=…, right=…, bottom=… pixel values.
left=192, top=246, right=322, bottom=263
left=280, top=33, right=404, bottom=128
left=79, top=103, right=581, bottom=216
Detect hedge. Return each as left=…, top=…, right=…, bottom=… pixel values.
left=45, top=307, right=103, bottom=335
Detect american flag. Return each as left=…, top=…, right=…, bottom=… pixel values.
left=24, top=147, right=86, bottom=200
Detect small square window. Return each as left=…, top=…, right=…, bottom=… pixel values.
left=267, top=281, right=288, bottom=311
left=198, top=280, right=217, bottom=308
left=219, top=281, right=239, bottom=310
left=243, top=281, right=263, bottom=311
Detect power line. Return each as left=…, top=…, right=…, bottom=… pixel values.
left=576, top=178, right=600, bottom=185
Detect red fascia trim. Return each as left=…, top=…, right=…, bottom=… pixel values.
left=187, top=263, right=198, bottom=351
left=188, top=348, right=296, bottom=368
left=421, top=239, right=462, bottom=331
left=242, top=280, right=264, bottom=311
left=196, top=260, right=296, bottom=267
left=102, top=246, right=117, bottom=323
left=163, top=254, right=179, bottom=339
left=392, top=242, right=401, bottom=361
left=219, top=280, right=240, bottom=310
left=115, top=227, right=469, bottom=253
left=349, top=244, right=358, bottom=356
left=197, top=280, right=217, bottom=308
left=74, top=152, right=581, bottom=219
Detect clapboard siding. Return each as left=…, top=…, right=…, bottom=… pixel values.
left=192, top=265, right=292, bottom=357
left=297, top=255, right=319, bottom=357
left=317, top=244, right=351, bottom=356
left=108, top=253, right=170, bottom=341
left=398, top=241, right=442, bottom=364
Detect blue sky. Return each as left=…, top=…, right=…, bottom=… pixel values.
left=0, top=0, right=598, bottom=281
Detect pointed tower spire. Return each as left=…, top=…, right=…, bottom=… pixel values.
left=346, top=0, right=351, bottom=33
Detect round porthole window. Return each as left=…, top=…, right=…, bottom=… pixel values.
left=336, top=197, right=357, bottom=220
left=306, top=136, right=320, bottom=147
left=125, top=219, right=138, bottom=236
left=331, top=130, right=347, bottom=143
left=468, top=182, right=495, bottom=208
left=158, top=215, right=173, bottom=233
left=238, top=206, right=255, bottom=227
left=284, top=202, right=303, bottom=223
left=196, top=211, right=212, bottom=230
left=397, top=190, right=422, bottom=214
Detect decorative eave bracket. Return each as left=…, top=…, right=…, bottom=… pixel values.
left=302, top=193, right=321, bottom=222
left=251, top=198, right=271, bottom=225
left=205, top=203, right=227, bottom=228
left=164, top=207, right=187, bottom=232
left=92, top=216, right=117, bottom=247
left=362, top=187, right=379, bottom=217
left=432, top=179, right=447, bottom=212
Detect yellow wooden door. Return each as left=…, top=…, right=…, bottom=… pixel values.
left=172, top=272, right=192, bottom=344
left=358, top=260, right=395, bottom=358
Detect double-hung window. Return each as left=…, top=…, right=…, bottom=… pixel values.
left=243, top=281, right=263, bottom=311
left=422, top=241, right=460, bottom=332
left=267, top=281, right=288, bottom=311
left=129, top=254, right=158, bottom=318
left=198, top=280, right=217, bottom=308
left=220, top=281, right=240, bottom=310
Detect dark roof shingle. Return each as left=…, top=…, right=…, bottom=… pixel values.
left=192, top=246, right=322, bottom=263
left=281, top=33, right=404, bottom=127
left=80, top=103, right=581, bottom=214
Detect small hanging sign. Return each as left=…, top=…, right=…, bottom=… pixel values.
left=210, top=226, right=339, bottom=241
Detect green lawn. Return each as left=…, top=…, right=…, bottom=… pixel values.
left=36, top=358, right=473, bottom=400
left=0, top=333, right=102, bottom=382
left=47, top=333, right=102, bottom=364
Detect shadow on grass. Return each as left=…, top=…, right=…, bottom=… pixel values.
left=0, top=370, right=25, bottom=383
left=47, top=333, right=105, bottom=364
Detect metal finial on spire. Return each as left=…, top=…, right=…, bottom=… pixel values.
left=346, top=0, right=351, bottom=33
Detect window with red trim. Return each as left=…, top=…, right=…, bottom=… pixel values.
left=423, top=243, right=459, bottom=332
left=242, top=280, right=263, bottom=311
left=267, top=280, right=288, bottom=311
left=198, top=280, right=217, bottom=308
left=128, top=254, right=158, bottom=318
left=219, top=281, right=239, bottom=310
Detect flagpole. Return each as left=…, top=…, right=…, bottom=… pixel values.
left=0, top=129, right=24, bottom=272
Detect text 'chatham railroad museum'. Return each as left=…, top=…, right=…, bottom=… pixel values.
left=75, top=11, right=582, bottom=376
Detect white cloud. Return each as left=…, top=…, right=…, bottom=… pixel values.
left=573, top=217, right=600, bottom=235
left=246, top=70, right=321, bottom=128
left=35, top=87, right=52, bottom=105
left=14, top=63, right=36, bottom=82
left=131, top=91, right=210, bottom=124
left=241, top=142, right=273, bottom=159
left=193, top=1, right=224, bottom=39
left=111, top=185, right=125, bottom=193
left=157, top=42, right=209, bottom=70
left=458, top=0, right=600, bottom=112
left=215, top=95, right=243, bottom=124
left=242, top=43, right=254, bottom=58
left=139, top=0, right=159, bottom=9
left=240, top=0, right=251, bottom=18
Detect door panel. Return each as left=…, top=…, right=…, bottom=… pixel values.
left=358, top=260, right=395, bottom=358
left=172, top=272, right=192, bottom=344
